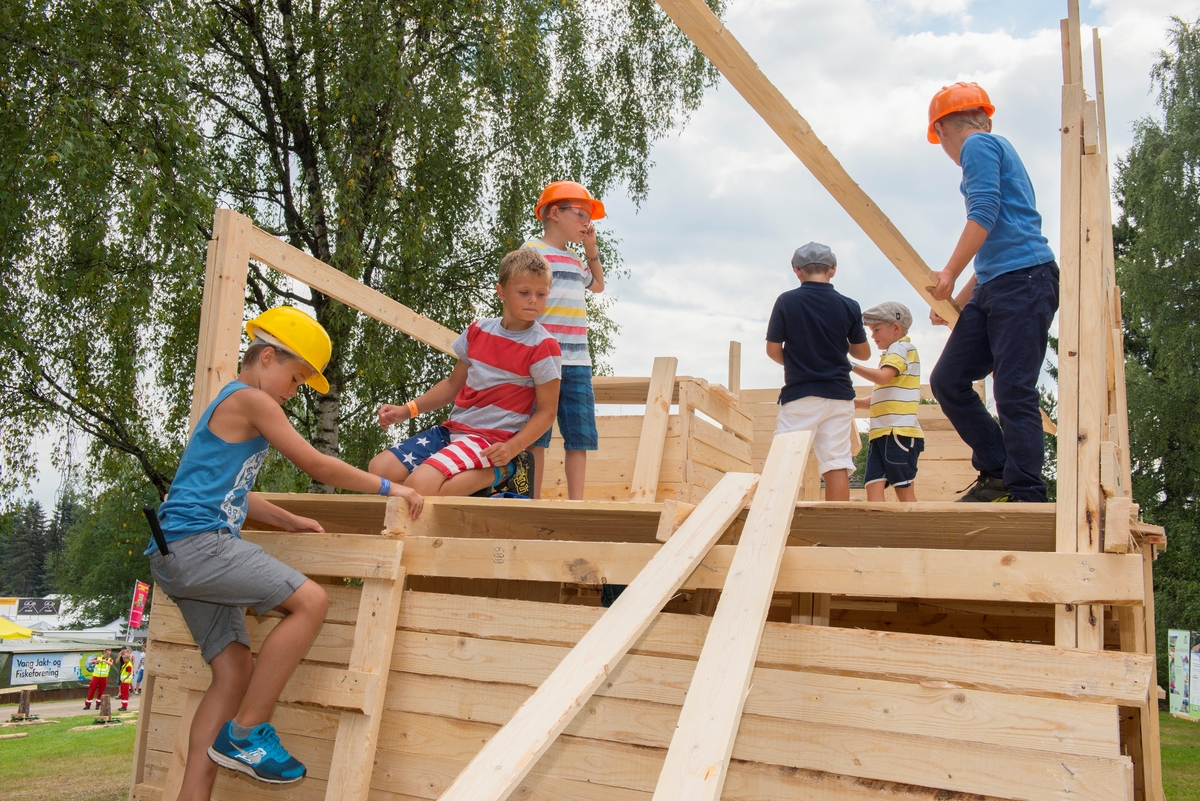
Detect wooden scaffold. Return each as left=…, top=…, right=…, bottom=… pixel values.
left=130, top=2, right=1166, bottom=800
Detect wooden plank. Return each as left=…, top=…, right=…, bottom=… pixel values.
left=145, top=643, right=377, bottom=712
left=684, top=379, right=754, bottom=443
left=654, top=432, right=809, bottom=799
left=1078, top=149, right=1110, bottom=651
left=654, top=500, right=695, bottom=543
left=1140, top=543, right=1165, bottom=801
left=189, top=209, right=251, bottom=432
left=160, top=689, right=201, bottom=801
left=1057, top=79, right=1086, bottom=649
left=1084, top=99, right=1100, bottom=155
left=727, top=341, right=740, bottom=399
left=397, top=537, right=1144, bottom=604
left=241, top=532, right=403, bottom=580
left=246, top=224, right=457, bottom=356
left=395, top=591, right=1155, bottom=705
left=629, top=358, right=677, bottom=503
left=326, top=572, right=407, bottom=801
left=435, top=472, right=758, bottom=801
left=1105, top=496, right=1134, bottom=554
left=652, top=0, right=959, bottom=324
left=1066, top=2, right=1084, bottom=86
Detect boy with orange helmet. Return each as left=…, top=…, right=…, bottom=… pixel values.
left=522, top=181, right=607, bottom=499
left=925, top=82, right=1058, bottom=503
left=148, top=306, right=423, bottom=796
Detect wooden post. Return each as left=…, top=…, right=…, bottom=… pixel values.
left=652, top=432, right=811, bottom=801
left=435, top=472, right=759, bottom=801
left=1139, top=543, right=1165, bottom=801
left=1077, top=146, right=1109, bottom=651
left=160, top=689, right=203, bottom=801
left=727, top=341, right=741, bottom=399
left=188, top=209, right=252, bottom=433
left=630, top=357, right=678, bottom=502
left=1055, top=7, right=1086, bottom=650
left=325, top=567, right=407, bottom=801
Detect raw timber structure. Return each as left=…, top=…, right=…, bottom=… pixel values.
left=129, top=1, right=1168, bottom=799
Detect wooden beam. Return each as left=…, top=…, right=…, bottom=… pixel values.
left=652, top=0, right=959, bottom=323
left=1077, top=149, right=1109, bottom=651
left=654, top=499, right=695, bottom=543
left=246, top=224, right=457, bottom=356
left=188, top=209, right=251, bottom=432
left=241, top=531, right=403, bottom=580
left=1056, top=79, right=1086, bottom=649
left=653, top=432, right=811, bottom=800
left=325, top=571, right=407, bottom=801
left=434, top=472, right=758, bottom=801
left=395, top=591, right=1155, bottom=705
left=146, top=644, right=378, bottom=712
left=727, top=341, right=741, bottom=399
left=630, top=357, right=679, bottom=502
left=396, top=537, right=1145, bottom=604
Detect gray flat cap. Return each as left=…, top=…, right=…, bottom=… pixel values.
left=791, top=242, right=837, bottom=270
left=862, top=301, right=913, bottom=330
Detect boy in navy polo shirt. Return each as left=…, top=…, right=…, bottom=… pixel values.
left=925, top=83, right=1059, bottom=502
left=766, top=242, right=870, bottom=500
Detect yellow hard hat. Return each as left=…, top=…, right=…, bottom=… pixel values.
left=245, top=307, right=332, bottom=394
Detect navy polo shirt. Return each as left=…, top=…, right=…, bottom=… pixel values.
left=766, top=281, right=866, bottom=404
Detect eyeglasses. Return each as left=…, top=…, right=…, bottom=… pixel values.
left=556, top=205, right=592, bottom=222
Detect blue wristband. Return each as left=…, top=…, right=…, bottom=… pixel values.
left=377, top=477, right=391, bottom=496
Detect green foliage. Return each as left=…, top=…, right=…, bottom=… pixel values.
left=0, top=0, right=720, bottom=509
left=53, top=469, right=158, bottom=626
left=1113, top=16, right=1200, bottom=685
left=0, top=500, right=50, bottom=596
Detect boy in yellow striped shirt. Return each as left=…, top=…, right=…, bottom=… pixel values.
left=852, top=302, right=923, bottom=501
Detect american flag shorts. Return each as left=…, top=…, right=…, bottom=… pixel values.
left=424, top=433, right=495, bottom=478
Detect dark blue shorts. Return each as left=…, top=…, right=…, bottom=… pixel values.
left=533, top=365, right=598, bottom=451
left=387, top=425, right=451, bottom=473
left=864, top=434, right=924, bottom=489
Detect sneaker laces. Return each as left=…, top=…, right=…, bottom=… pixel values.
left=249, top=723, right=292, bottom=764
left=956, top=475, right=985, bottom=495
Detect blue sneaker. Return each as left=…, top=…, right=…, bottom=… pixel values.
left=207, top=720, right=306, bottom=784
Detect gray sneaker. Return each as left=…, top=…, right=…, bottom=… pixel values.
left=955, top=474, right=1009, bottom=503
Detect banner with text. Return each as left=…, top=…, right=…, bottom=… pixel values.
left=10, top=651, right=101, bottom=685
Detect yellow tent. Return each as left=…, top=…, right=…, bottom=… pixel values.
left=0, top=618, right=33, bottom=640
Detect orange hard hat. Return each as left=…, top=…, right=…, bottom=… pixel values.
left=535, top=181, right=606, bottom=221
left=927, top=82, right=995, bottom=144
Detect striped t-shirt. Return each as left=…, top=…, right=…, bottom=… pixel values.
left=868, top=337, right=923, bottom=440
left=522, top=238, right=593, bottom=367
left=445, top=317, right=562, bottom=444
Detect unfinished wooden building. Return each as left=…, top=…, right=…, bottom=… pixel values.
left=129, top=2, right=1166, bottom=800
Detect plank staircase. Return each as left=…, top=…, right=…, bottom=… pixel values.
left=130, top=2, right=1165, bottom=799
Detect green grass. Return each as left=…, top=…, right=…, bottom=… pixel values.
left=1163, top=711, right=1200, bottom=800
left=0, top=715, right=134, bottom=801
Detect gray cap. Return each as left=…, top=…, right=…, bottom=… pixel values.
left=862, top=301, right=913, bottom=330
left=791, top=242, right=837, bottom=270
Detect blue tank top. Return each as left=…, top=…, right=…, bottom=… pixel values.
left=148, top=381, right=269, bottom=553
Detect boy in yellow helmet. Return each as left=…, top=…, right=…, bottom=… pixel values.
left=148, top=306, right=423, bottom=796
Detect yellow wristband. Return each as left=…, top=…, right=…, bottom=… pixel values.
left=406, top=400, right=419, bottom=419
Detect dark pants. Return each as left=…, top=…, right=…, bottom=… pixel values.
left=930, top=261, right=1059, bottom=501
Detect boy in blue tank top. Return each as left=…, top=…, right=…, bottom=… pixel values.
left=149, top=306, right=422, bottom=797
left=925, top=83, right=1059, bottom=503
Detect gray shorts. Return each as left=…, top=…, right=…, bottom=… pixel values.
left=149, top=530, right=308, bottom=663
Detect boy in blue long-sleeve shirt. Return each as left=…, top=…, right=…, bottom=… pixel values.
left=925, top=82, right=1058, bottom=502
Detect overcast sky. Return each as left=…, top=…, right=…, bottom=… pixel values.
left=23, top=0, right=1200, bottom=508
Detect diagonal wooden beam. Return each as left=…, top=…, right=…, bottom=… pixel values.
left=434, top=471, right=759, bottom=801
left=652, top=431, right=812, bottom=800
left=655, top=0, right=959, bottom=323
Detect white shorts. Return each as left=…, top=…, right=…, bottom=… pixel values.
left=774, top=397, right=856, bottom=475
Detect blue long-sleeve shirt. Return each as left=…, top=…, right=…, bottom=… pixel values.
left=959, top=133, right=1056, bottom=283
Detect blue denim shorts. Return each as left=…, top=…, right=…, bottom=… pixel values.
left=864, top=434, right=924, bottom=488
left=533, top=365, right=598, bottom=451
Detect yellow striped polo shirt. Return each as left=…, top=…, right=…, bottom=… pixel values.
left=868, top=337, right=923, bottom=440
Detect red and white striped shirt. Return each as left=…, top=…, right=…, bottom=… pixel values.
left=444, top=318, right=562, bottom=444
